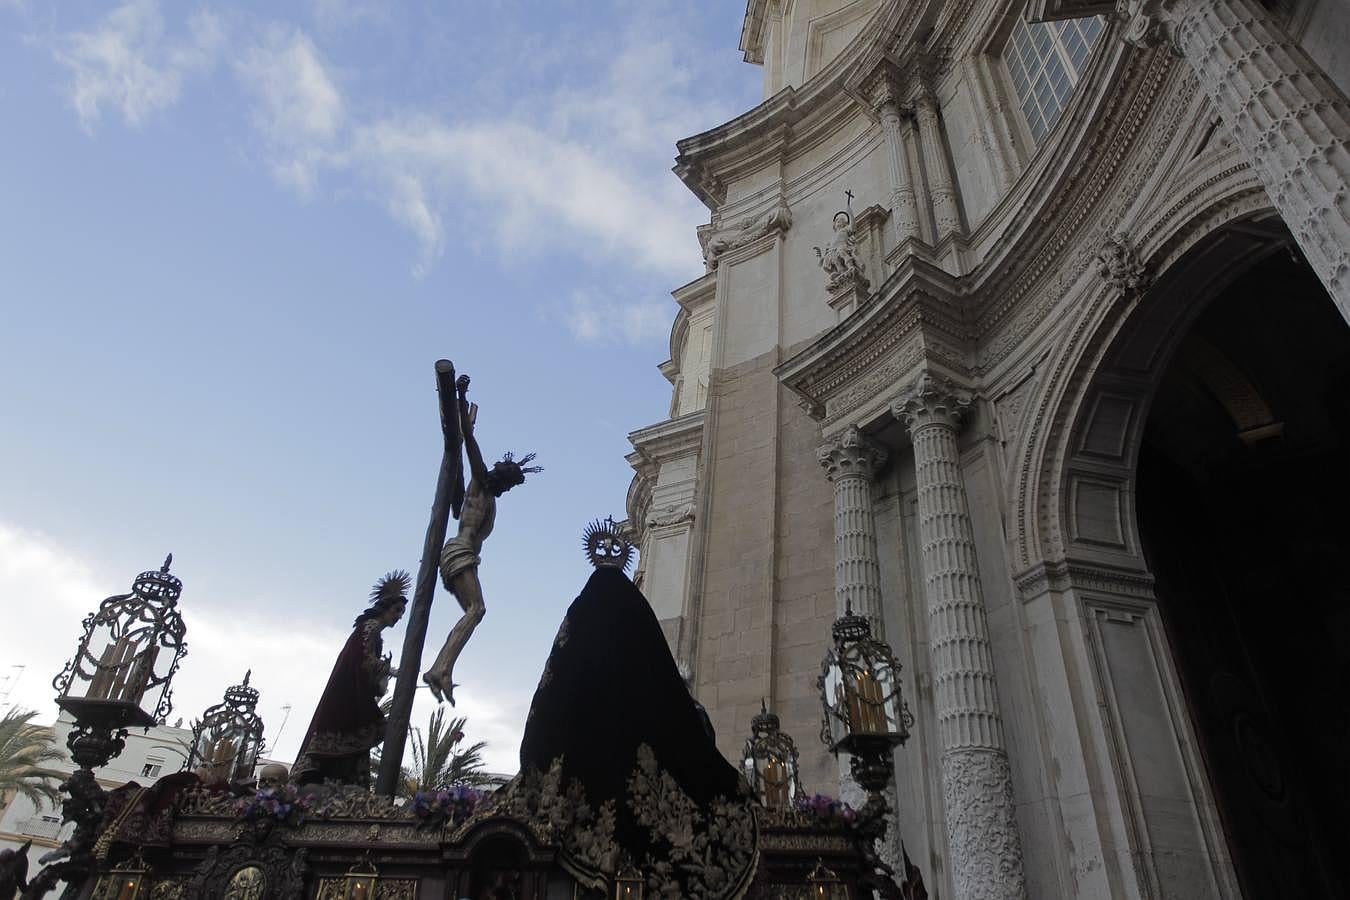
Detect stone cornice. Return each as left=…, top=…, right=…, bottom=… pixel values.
left=775, top=253, right=966, bottom=421
left=677, top=2, right=943, bottom=207
left=627, top=410, right=706, bottom=465
left=740, top=0, right=772, bottom=64
left=1013, top=558, right=1156, bottom=602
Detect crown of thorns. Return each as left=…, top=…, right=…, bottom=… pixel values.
left=370, top=570, right=412, bottom=602
left=498, top=451, right=543, bottom=474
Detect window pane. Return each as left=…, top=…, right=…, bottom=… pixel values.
left=1003, top=14, right=1105, bottom=144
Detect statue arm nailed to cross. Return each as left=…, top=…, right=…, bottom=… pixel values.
left=423, top=375, right=541, bottom=705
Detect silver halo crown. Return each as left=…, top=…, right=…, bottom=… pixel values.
left=582, top=516, right=634, bottom=571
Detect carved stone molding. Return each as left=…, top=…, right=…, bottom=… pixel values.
left=700, top=198, right=792, bottom=270
left=817, top=424, right=887, bottom=482
left=890, top=375, right=973, bottom=434
left=941, top=750, right=1028, bottom=900
left=1014, top=559, right=1157, bottom=601
left=1115, top=0, right=1350, bottom=319
left=646, top=504, right=695, bottom=529
left=817, top=424, right=888, bottom=629
left=1095, top=231, right=1153, bottom=294
left=901, top=369, right=1029, bottom=898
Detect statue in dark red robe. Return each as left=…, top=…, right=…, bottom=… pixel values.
left=292, top=572, right=409, bottom=786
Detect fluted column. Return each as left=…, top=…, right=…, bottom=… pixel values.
left=892, top=376, right=1026, bottom=900
left=871, top=76, right=922, bottom=245
left=1119, top=0, right=1350, bottom=319
left=817, top=424, right=887, bottom=632
left=915, top=89, right=963, bottom=240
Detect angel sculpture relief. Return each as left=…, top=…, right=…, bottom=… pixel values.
left=814, top=208, right=868, bottom=291
left=422, top=375, right=541, bottom=705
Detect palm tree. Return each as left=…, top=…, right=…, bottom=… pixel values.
left=0, top=708, right=64, bottom=808
left=398, top=709, right=488, bottom=797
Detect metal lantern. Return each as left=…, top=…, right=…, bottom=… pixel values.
left=613, top=864, right=644, bottom=900
left=184, top=670, right=265, bottom=785
left=741, top=700, right=804, bottom=809
left=54, top=554, right=188, bottom=736
left=94, top=851, right=149, bottom=900
left=340, top=858, right=380, bottom=900
left=817, top=603, right=911, bottom=756
left=806, top=859, right=849, bottom=899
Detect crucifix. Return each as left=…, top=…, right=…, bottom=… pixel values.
left=374, top=360, right=464, bottom=796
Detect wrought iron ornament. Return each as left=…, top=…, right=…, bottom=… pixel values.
left=582, top=516, right=634, bottom=571
left=184, top=671, right=266, bottom=785
left=52, top=553, right=188, bottom=724
left=741, top=699, right=804, bottom=809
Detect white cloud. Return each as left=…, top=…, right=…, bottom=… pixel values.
left=563, top=289, right=670, bottom=346
left=236, top=26, right=343, bottom=196
left=0, top=522, right=524, bottom=777
left=53, top=0, right=223, bottom=131
left=351, top=116, right=700, bottom=278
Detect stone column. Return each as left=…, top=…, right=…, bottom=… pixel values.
left=915, top=89, right=963, bottom=240
left=817, top=425, right=888, bottom=631
left=892, top=376, right=1027, bottom=900
left=871, top=77, right=922, bottom=245
left=1119, top=0, right=1350, bottom=319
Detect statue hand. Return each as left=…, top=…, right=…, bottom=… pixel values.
left=456, top=374, right=470, bottom=394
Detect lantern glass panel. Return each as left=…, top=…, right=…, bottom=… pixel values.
left=820, top=654, right=851, bottom=749
left=54, top=557, right=187, bottom=724
left=756, top=754, right=796, bottom=808
left=185, top=673, right=265, bottom=785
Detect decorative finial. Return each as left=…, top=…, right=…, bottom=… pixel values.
left=243, top=669, right=251, bottom=687
left=161, top=553, right=173, bottom=573
left=582, top=516, right=634, bottom=571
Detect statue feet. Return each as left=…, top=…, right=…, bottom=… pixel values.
left=422, top=670, right=458, bottom=706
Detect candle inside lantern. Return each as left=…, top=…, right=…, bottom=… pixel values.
left=854, top=670, right=884, bottom=733
left=115, top=878, right=139, bottom=900
left=762, top=756, right=790, bottom=808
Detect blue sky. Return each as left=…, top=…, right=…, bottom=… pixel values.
left=0, top=0, right=759, bottom=773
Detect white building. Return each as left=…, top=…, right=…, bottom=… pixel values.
left=0, top=714, right=193, bottom=875
left=625, top=1, right=1350, bottom=898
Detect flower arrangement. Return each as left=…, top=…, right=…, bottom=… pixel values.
left=411, top=784, right=487, bottom=830
left=793, top=793, right=858, bottom=826
left=233, top=785, right=311, bottom=828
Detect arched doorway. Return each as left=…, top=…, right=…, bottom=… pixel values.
left=1136, top=248, right=1350, bottom=899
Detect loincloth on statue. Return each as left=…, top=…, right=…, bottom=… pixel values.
left=439, top=537, right=481, bottom=588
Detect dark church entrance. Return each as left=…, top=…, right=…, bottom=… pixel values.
left=1137, top=248, right=1350, bottom=899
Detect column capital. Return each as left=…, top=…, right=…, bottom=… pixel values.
left=817, top=424, right=887, bottom=481
left=891, top=375, right=972, bottom=434
left=1113, top=0, right=1189, bottom=52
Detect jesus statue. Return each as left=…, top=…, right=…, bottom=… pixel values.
left=423, top=375, right=540, bottom=705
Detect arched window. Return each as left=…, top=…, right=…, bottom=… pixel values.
left=1004, top=15, right=1105, bottom=143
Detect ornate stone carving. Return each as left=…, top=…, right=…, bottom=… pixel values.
left=1115, top=0, right=1350, bottom=319
left=701, top=199, right=792, bottom=270
left=915, top=91, right=963, bottom=239
left=890, top=375, right=972, bottom=433
left=814, top=209, right=870, bottom=294
left=646, top=504, right=695, bottom=529
left=941, top=751, right=1028, bottom=900
left=1095, top=232, right=1153, bottom=294
left=816, top=424, right=887, bottom=482
left=867, top=66, right=922, bottom=246
left=818, top=425, right=888, bottom=629
left=892, top=374, right=1028, bottom=900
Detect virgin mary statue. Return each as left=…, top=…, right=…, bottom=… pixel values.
left=291, top=572, right=409, bottom=786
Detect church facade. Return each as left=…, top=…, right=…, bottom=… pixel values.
left=623, top=1, right=1350, bottom=898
